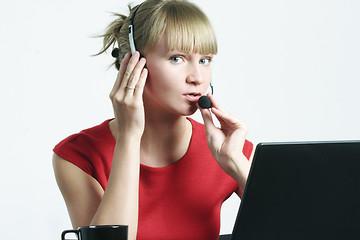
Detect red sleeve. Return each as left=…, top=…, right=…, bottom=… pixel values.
left=53, top=120, right=114, bottom=190
left=53, top=133, right=95, bottom=177
left=243, top=139, right=254, bottom=160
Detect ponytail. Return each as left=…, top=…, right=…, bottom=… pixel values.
left=95, top=5, right=133, bottom=70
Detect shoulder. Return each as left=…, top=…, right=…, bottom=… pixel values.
left=54, top=119, right=113, bottom=150
left=53, top=119, right=115, bottom=173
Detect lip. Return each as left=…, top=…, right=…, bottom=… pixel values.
left=183, top=92, right=201, bottom=102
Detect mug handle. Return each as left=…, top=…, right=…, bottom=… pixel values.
left=61, top=229, right=79, bottom=240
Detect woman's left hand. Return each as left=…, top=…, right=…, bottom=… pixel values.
left=199, top=94, right=251, bottom=188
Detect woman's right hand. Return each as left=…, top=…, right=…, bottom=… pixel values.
left=109, top=51, right=148, bottom=139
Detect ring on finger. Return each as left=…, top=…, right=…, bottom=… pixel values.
left=126, top=85, right=135, bottom=90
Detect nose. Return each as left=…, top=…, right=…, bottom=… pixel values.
left=186, top=63, right=204, bottom=85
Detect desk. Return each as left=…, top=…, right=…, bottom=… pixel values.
left=65, top=234, right=232, bottom=240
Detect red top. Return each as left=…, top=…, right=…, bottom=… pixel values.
left=54, top=118, right=253, bottom=240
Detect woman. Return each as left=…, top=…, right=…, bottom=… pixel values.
left=53, top=0, right=254, bottom=239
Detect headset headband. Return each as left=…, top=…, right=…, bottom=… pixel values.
left=128, top=4, right=142, bottom=54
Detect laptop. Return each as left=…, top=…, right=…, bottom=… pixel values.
left=225, top=140, right=360, bottom=240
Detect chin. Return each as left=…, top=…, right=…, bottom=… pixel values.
left=179, top=105, right=198, bottom=116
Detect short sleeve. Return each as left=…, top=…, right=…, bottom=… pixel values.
left=243, top=140, right=254, bottom=160
left=53, top=133, right=95, bottom=177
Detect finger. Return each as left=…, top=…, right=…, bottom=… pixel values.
left=203, top=94, right=232, bottom=129
left=212, top=107, right=247, bottom=131
left=134, top=68, right=148, bottom=99
left=110, top=52, right=131, bottom=96
left=199, top=107, right=218, bottom=136
left=126, top=57, right=146, bottom=89
left=211, top=107, right=248, bottom=145
left=124, top=57, right=147, bottom=100
left=119, top=51, right=141, bottom=90
left=117, top=52, right=131, bottom=82
left=207, top=93, right=229, bottom=114
left=211, top=107, right=234, bottom=125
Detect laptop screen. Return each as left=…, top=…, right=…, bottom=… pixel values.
left=231, top=141, right=360, bottom=240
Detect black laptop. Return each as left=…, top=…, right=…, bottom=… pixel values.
left=225, top=140, right=360, bottom=240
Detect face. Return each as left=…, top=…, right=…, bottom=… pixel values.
left=143, top=32, right=213, bottom=116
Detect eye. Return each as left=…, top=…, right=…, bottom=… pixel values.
left=199, top=57, right=212, bottom=65
left=169, top=55, right=184, bottom=64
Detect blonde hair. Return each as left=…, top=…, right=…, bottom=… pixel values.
left=96, top=0, right=217, bottom=69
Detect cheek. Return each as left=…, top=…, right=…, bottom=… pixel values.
left=146, top=63, right=180, bottom=89
left=145, top=66, right=172, bottom=93
left=206, top=67, right=212, bottom=80
left=203, top=69, right=212, bottom=84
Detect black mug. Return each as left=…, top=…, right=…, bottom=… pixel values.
left=61, top=225, right=128, bottom=240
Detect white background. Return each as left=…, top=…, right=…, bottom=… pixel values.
left=1, top=0, right=359, bottom=239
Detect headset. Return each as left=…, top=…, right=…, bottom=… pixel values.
left=128, top=4, right=141, bottom=55
left=127, top=3, right=213, bottom=109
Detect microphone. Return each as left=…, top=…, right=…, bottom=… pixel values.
left=198, top=96, right=212, bottom=109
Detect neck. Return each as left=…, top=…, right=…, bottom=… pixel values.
left=108, top=98, right=194, bottom=168
left=140, top=109, right=192, bottom=167
left=144, top=108, right=186, bottom=134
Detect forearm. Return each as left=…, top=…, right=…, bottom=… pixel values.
left=232, top=149, right=255, bottom=197
left=229, top=156, right=251, bottom=191
left=91, top=134, right=141, bottom=240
